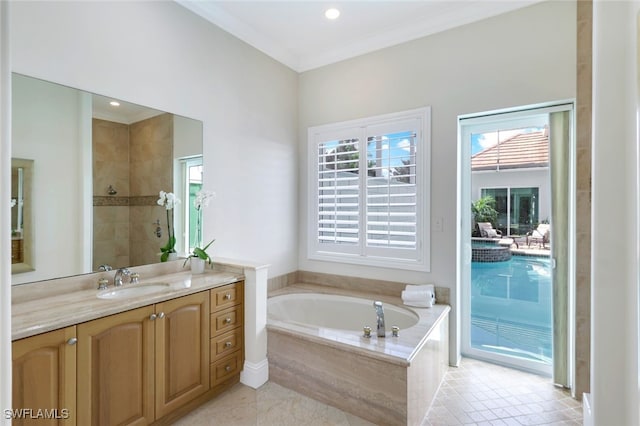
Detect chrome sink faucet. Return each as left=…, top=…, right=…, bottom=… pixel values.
left=114, top=268, right=131, bottom=287
left=373, top=301, right=385, bottom=337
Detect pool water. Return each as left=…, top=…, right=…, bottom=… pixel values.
left=471, top=255, right=552, bottom=363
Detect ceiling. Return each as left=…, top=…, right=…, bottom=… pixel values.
left=93, top=94, right=165, bottom=125
left=176, top=0, right=545, bottom=72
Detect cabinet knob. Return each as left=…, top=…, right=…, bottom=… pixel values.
left=224, top=317, right=232, bottom=324
left=67, top=337, right=78, bottom=345
left=224, top=341, right=232, bottom=348
left=225, top=365, right=232, bottom=372
left=158, top=312, right=165, bottom=319
left=150, top=314, right=157, bottom=321
left=224, top=293, right=231, bottom=300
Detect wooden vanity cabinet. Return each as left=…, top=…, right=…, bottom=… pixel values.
left=77, top=291, right=209, bottom=425
left=12, top=326, right=77, bottom=426
left=14, top=283, right=241, bottom=426
left=154, top=292, right=210, bottom=419
left=210, top=281, right=244, bottom=388
left=77, top=305, right=155, bottom=426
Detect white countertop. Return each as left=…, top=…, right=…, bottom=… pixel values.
left=12, top=268, right=244, bottom=340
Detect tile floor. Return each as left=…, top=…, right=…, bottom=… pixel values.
left=175, top=358, right=583, bottom=426
left=425, top=358, right=583, bottom=426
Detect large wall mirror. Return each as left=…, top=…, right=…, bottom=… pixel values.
left=11, top=73, right=203, bottom=285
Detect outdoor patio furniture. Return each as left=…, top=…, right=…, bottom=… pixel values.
left=527, top=224, right=550, bottom=248
left=477, top=222, right=502, bottom=238
left=509, top=235, right=528, bottom=249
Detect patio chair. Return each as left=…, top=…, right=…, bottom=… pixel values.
left=527, top=223, right=550, bottom=248
left=477, top=222, right=502, bottom=238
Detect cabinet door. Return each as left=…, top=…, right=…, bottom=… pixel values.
left=154, top=291, right=209, bottom=418
left=12, top=326, right=76, bottom=426
left=77, top=305, right=155, bottom=426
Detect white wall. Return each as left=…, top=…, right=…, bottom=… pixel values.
left=11, top=74, right=89, bottom=284
left=298, top=1, right=576, bottom=363
left=591, top=1, right=639, bottom=424
left=9, top=0, right=299, bottom=278
left=1, top=1, right=12, bottom=422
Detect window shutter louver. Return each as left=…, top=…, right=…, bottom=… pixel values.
left=309, top=107, right=430, bottom=271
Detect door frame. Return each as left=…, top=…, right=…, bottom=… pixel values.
left=456, top=101, right=575, bottom=379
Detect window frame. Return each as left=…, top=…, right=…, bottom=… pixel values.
left=307, top=107, right=431, bottom=271
left=175, top=155, right=202, bottom=254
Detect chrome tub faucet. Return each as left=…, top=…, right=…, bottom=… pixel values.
left=373, top=301, right=385, bottom=337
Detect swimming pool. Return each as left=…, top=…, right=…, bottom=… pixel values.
left=471, top=255, right=552, bottom=363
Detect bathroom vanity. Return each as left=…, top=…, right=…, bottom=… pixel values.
left=11, top=262, right=252, bottom=426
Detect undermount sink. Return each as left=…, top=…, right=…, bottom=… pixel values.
left=97, top=283, right=171, bottom=300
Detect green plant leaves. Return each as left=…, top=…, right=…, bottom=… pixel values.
left=160, top=235, right=177, bottom=262
left=471, top=195, right=499, bottom=224
left=182, top=239, right=215, bottom=268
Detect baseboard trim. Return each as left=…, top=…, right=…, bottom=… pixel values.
left=240, top=358, right=269, bottom=389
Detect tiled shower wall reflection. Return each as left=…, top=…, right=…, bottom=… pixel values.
left=93, top=119, right=131, bottom=270
left=92, top=113, right=173, bottom=270
left=129, top=114, right=173, bottom=266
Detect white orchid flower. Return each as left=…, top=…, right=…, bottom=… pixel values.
left=157, top=190, right=167, bottom=207
left=194, top=190, right=216, bottom=210
left=157, top=190, right=180, bottom=210
left=166, top=193, right=180, bottom=210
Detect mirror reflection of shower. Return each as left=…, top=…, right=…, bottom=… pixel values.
left=11, top=158, right=33, bottom=272
left=13, top=166, right=24, bottom=235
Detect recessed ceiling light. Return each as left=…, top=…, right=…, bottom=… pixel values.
left=325, top=8, right=340, bottom=20
left=109, top=101, right=120, bottom=107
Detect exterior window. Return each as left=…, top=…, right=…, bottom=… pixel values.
left=177, top=156, right=202, bottom=253
left=481, top=187, right=539, bottom=235
left=308, top=108, right=430, bottom=271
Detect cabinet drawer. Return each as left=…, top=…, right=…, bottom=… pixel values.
left=211, top=282, right=243, bottom=312
left=210, top=351, right=243, bottom=387
left=210, top=305, right=243, bottom=337
left=211, top=328, right=243, bottom=361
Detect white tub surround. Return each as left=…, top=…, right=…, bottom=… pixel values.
left=267, top=284, right=450, bottom=425
left=214, top=258, right=270, bottom=389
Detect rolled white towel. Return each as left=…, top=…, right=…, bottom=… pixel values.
left=402, top=290, right=431, bottom=301
left=401, top=290, right=434, bottom=308
left=403, top=284, right=436, bottom=303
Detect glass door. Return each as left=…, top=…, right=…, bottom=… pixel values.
left=460, top=110, right=554, bottom=376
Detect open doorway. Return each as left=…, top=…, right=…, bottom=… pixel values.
left=458, top=103, right=575, bottom=385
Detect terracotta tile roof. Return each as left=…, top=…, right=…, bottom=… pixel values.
left=471, top=130, right=549, bottom=171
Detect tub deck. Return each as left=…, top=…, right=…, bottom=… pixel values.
left=267, top=284, right=450, bottom=426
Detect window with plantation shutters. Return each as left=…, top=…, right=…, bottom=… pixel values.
left=308, top=107, right=431, bottom=271
left=317, top=137, right=360, bottom=248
